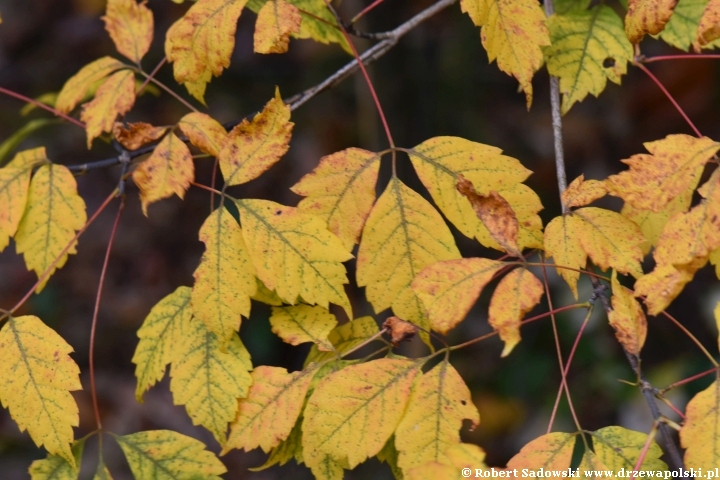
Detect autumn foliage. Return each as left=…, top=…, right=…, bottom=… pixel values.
left=3, top=0, right=720, bottom=477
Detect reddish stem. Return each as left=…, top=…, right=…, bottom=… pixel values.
left=210, top=157, right=219, bottom=212
left=634, top=62, right=702, bottom=138
left=137, top=56, right=167, bottom=97
left=642, top=54, right=720, bottom=63
left=0, top=86, right=85, bottom=128
left=191, top=180, right=222, bottom=196
left=351, top=0, right=386, bottom=23
left=89, top=197, right=125, bottom=431
left=662, top=367, right=719, bottom=392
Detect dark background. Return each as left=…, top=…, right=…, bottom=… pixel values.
left=1, top=0, right=720, bottom=477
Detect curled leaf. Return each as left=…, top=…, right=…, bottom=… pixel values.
left=382, top=316, right=418, bottom=347
left=113, top=122, right=168, bottom=150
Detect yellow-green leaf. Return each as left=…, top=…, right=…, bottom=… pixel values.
left=605, top=134, right=720, bottom=212
left=14, top=164, right=87, bottom=292
left=506, top=432, right=576, bottom=468
left=357, top=177, right=460, bottom=324
left=608, top=271, right=647, bottom=355
left=254, top=0, right=301, bottom=53
left=305, top=316, right=380, bottom=365
left=412, top=258, right=504, bottom=334
left=103, top=0, right=154, bottom=64
left=223, top=365, right=317, bottom=454
left=165, top=0, right=249, bottom=102
left=0, top=148, right=43, bottom=252
left=590, top=426, right=667, bottom=470
left=303, top=357, right=421, bottom=468
left=395, top=361, right=479, bottom=473
left=219, top=88, right=292, bottom=186
left=292, top=148, right=381, bottom=251
left=93, top=461, right=113, bottom=480
left=177, top=112, right=227, bottom=157
left=236, top=198, right=353, bottom=317
left=488, top=267, right=543, bottom=357
left=0, top=316, right=81, bottom=466
left=80, top=70, right=136, bottom=148
left=191, top=206, right=256, bottom=350
left=170, top=316, right=252, bottom=444
left=460, top=0, right=550, bottom=107
left=115, top=430, right=226, bottom=479
left=132, top=286, right=193, bottom=401
left=682, top=380, right=720, bottom=468
left=270, top=304, right=337, bottom=351
left=545, top=4, right=632, bottom=113
left=544, top=214, right=586, bottom=298
left=252, top=277, right=284, bottom=305
left=659, top=0, right=720, bottom=50
left=626, top=0, right=678, bottom=43
left=29, top=438, right=85, bottom=480
left=56, top=57, right=126, bottom=114
left=132, top=132, right=194, bottom=215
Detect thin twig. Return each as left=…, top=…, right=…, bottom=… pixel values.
left=0, top=86, right=86, bottom=129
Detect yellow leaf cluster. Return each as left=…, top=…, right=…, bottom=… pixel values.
left=625, top=0, right=678, bottom=43
left=254, top=0, right=302, bottom=54
left=103, top=0, right=154, bottom=64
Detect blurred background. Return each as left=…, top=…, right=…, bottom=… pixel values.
left=1, top=0, right=720, bottom=477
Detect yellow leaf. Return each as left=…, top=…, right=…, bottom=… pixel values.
left=170, top=316, right=252, bottom=444
left=412, top=258, right=504, bottom=334
left=0, top=316, right=81, bottom=466
left=695, top=0, right=720, bottom=49
left=506, top=432, right=576, bottom=468
left=223, top=365, right=317, bottom=454
left=270, top=304, right=337, bottom=351
left=165, top=0, right=249, bottom=102
left=305, top=316, right=380, bottom=365
left=132, top=132, right=194, bottom=215
left=191, top=206, right=256, bottom=350
left=634, top=262, right=700, bottom=315
left=249, top=414, right=304, bottom=471
left=29, top=439, right=85, bottom=480
left=5, top=141, right=51, bottom=170
left=292, top=148, right=381, bottom=251
left=562, top=175, right=608, bottom=208
left=682, top=380, right=720, bottom=468
left=252, top=277, right=284, bottom=305
left=219, top=88, right=292, bottom=186
left=488, top=267, right=543, bottom=357
left=578, top=450, right=610, bottom=477
left=236, top=198, right=353, bottom=317
left=113, top=121, right=168, bottom=150
left=115, top=430, right=226, bottom=478
left=132, top=286, right=192, bottom=401
left=356, top=177, right=460, bottom=322
left=80, top=70, right=136, bottom=148
left=254, top=0, right=301, bottom=54
left=56, top=57, right=126, bottom=114
left=605, top=134, right=719, bottom=212
left=660, top=0, right=720, bottom=50
left=545, top=5, right=632, bottom=113
left=626, top=0, right=678, bottom=43
left=177, top=112, right=228, bottom=157
left=590, top=426, right=667, bottom=470
left=395, top=361, right=479, bottom=473
left=460, top=0, right=550, bottom=107
left=14, top=164, right=87, bottom=292
left=184, top=68, right=213, bottom=104
left=102, top=0, right=153, bottom=64
left=0, top=148, right=42, bottom=252
left=407, top=443, right=492, bottom=479
left=303, top=357, right=421, bottom=468
left=608, top=271, right=647, bottom=355
left=544, top=214, right=586, bottom=298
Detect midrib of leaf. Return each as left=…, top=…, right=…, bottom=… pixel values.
left=42, top=166, right=56, bottom=272
left=395, top=179, right=419, bottom=281
left=431, top=361, right=449, bottom=461
left=226, top=103, right=280, bottom=185
left=573, top=210, right=625, bottom=256
left=117, top=435, right=189, bottom=475
left=235, top=200, right=347, bottom=303
left=190, top=0, right=239, bottom=54
left=281, top=309, right=331, bottom=348
left=568, top=6, right=601, bottom=102
left=494, top=0, right=526, bottom=79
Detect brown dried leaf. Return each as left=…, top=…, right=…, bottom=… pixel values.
left=382, top=316, right=418, bottom=347
left=113, top=122, right=168, bottom=150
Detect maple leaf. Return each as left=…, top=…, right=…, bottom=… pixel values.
left=28, top=439, right=85, bottom=480
left=395, top=361, right=479, bottom=473
left=356, top=178, right=461, bottom=331
left=292, top=148, right=381, bottom=251
left=165, top=0, right=249, bottom=102
left=132, top=132, right=195, bottom=215
left=589, top=426, right=667, bottom=470
left=412, top=258, right=504, bottom=334
left=507, top=432, right=576, bottom=468
left=254, top=0, right=302, bottom=54
left=460, top=0, right=550, bottom=107
left=219, top=88, right=293, bottom=186
left=625, top=0, right=678, bottom=43
left=235, top=198, right=353, bottom=317
left=114, top=430, right=226, bottom=479
left=270, top=304, right=337, bottom=351
left=102, top=0, right=154, bottom=64
left=170, top=315, right=252, bottom=444
left=191, top=206, right=256, bottom=350
left=0, top=316, right=81, bottom=466
left=605, top=134, right=719, bottom=212
left=488, top=267, right=543, bottom=357
left=695, top=0, right=720, bottom=49
left=544, top=4, right=633, bottom=113
left=562, top=175, right=608, bottom=209
left=305, top=315, right=380, bottom=365
left=0, top=148, right=44, bottom=252
left=177, top=112, right=228, bottom=157
left=132, top=287, right=191, bottom=401
left=14, top=163, right=87, bottom=292
left=55, top=57, right=126, bottom=114
left=659, top=0, right=720, bottom=50
left=80, top=70, right=136, bottom=148
left=608, top=271, right=647, bottom=355
left=113, top=122, right=168, bottom=150
left=302, top=357, right=421, bottom=468
left=223, top=365, right=317, bottom=454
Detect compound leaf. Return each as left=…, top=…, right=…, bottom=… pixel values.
left=634, top=262, right=700, bottom=315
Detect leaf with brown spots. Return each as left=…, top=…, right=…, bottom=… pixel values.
left=254, top=0, right=302, bottom=54
left=103, top=0, right=154, bottom=64
left=113, top=122, right=168, bottom=150
left=625, top=0, right=678, bottom=43
left=178, top=112, right=228, bottom=157
left=695, top=0, right=720, bottom=49
left=562, top=175, right=607, bottom=208
left=80, top=70, right=136, bottom=148
left=608, top=271, right=647, bottom=355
